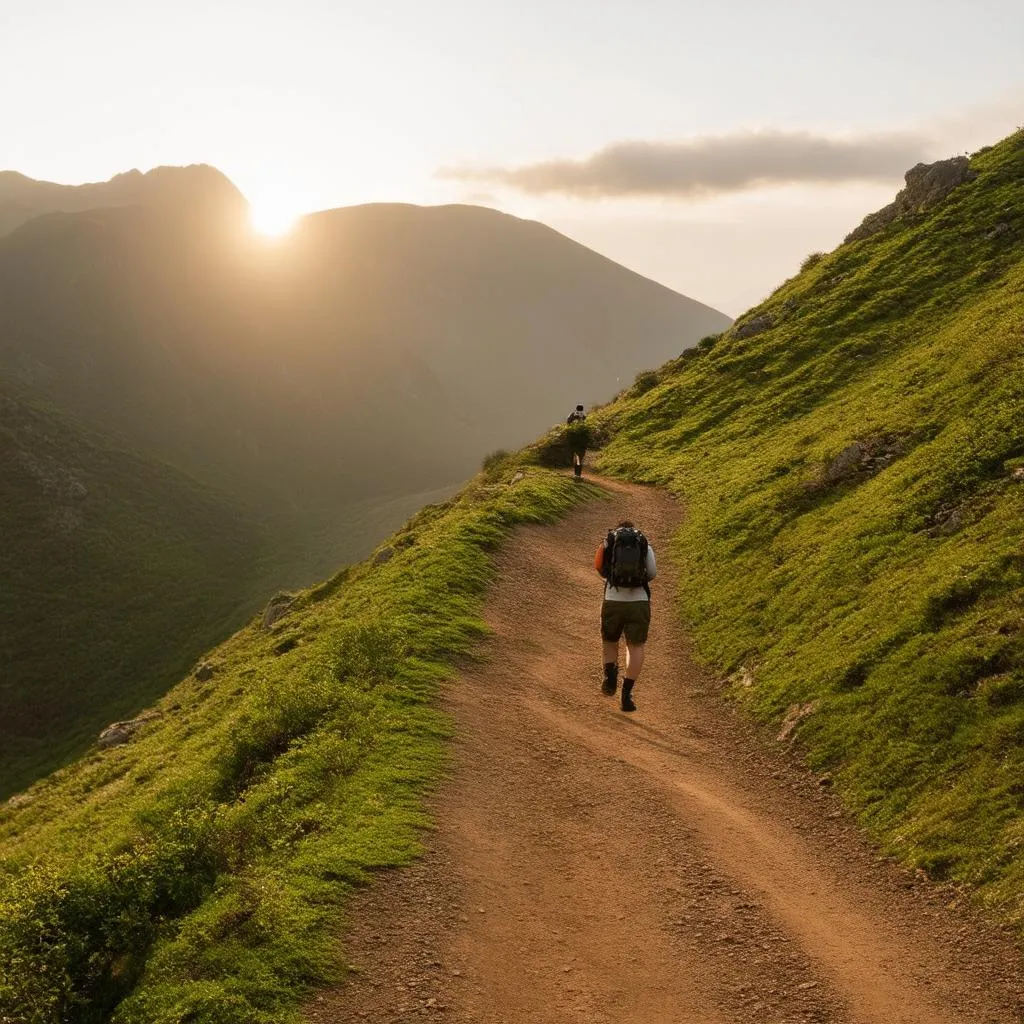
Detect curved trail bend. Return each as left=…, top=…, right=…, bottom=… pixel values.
left=308, top=479, right=1024, bottom=1024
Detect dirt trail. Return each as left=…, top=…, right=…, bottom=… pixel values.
left=308, top=479, right=1024, bottom=1024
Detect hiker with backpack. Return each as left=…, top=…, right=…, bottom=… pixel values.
left=595, top=520, right=656, bottom=712
left=565, top=404, right=589, bottom=479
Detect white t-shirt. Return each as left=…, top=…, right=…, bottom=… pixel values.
left=601, top=542, right=657, bottom=602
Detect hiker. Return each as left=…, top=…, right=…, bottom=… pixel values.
left=565, top=404, right=588, bottom=479
left=595, top=520, right=656, bottom=712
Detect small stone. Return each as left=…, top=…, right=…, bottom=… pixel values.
left=97, top=711, right=161, bottom=748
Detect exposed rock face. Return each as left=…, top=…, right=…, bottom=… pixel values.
left=846, top=157, right=975, bottom=243
left=731, top=313, right=775, bottom=340
left=261, top=593, right=295, bottom=629
left=822, top=443, right=865, bottom=485
left=813, top=435, right=909, bottom=491
left=193, top=661, right=216, bottom=681
left=373, top=547, right=395, bottom=566
left=97, top=712, right=161, bottom=748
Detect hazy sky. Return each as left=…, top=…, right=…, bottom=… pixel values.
left=3, top=0, right=1022, bottom=314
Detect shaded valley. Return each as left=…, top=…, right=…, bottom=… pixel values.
left=0, top=167, right=729, bottom=794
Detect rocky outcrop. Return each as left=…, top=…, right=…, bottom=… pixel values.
left=731, top=313, right=775, bottom=340
left=193, top=661, right=216, bottom=681
left=822, top=443, right=866, bottom=486
left=261, top=593, right=295, bottom=629
left=846, top=157, right=975, bottom=243
left=814, top=435, right=909, bottom=490
left=97, top=711, right=161, bottom=748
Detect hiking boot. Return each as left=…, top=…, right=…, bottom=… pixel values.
left=621, top=679, right=636, bottom=713
left=601, top=663, right=618, bottom=696
left=574, top=463, right=582, bottom=478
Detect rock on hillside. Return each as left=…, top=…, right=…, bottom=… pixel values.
left=845, top=156, right=975, bottom=242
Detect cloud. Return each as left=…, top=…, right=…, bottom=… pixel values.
left=439, top=130, right=930, bottom=200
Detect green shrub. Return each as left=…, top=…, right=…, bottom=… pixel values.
left=480, top=449, right=511, bottom=480
left=630, top=370, right=660, bottom=396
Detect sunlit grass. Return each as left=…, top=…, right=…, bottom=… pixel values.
left=590, top=130, right=1024, bottom=918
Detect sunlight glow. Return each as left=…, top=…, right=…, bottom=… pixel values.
left=249, top=202, right=300, bottom=238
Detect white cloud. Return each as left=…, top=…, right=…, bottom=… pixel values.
left=440, top=130, right=929, bottom=200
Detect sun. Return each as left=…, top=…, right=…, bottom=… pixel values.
left=249, top=202, right=300, bottom=238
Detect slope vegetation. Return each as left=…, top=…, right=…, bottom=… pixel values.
left=587, top=130, right=1024, bottom=914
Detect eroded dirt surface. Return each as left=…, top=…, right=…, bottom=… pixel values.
left=307, top=478, right=1024, bottom=1024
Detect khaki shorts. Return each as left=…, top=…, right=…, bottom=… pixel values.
left=601, top=600, right=651, bottom=645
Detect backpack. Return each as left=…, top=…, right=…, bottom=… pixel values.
left=604, top=527, right=649, bottom=588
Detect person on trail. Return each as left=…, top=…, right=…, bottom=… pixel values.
left=594, top=520, right=656, bottom=712
left=565, top=404, right=589, bottom=479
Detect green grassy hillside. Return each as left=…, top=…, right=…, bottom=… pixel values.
left=583, top=130, right=1024, bottom=916
left=0, top=466, right=584, bottom=1023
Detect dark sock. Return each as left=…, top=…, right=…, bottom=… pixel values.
left=604, top=662, right=617, bottom=680
left=621, top=678, right=636, bottom=712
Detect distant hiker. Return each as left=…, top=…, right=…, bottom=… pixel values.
left=565, top=404, right=589, bottom=479
left=595, top=521, right=656, bottom=712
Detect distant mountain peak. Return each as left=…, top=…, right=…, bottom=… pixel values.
left=0, top=164, right=246, bottom=237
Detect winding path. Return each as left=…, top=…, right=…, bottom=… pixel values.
left=307, top=478, right=1024, bottom=1024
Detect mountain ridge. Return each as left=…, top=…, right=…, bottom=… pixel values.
left=0, top=164, right=246, bottom=236
left=0, top=171, right=729, bottom=796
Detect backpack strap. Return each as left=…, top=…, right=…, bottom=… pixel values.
left=638, top=533, right=651, bottom=597
left=599, top=531, right=615, bottom=578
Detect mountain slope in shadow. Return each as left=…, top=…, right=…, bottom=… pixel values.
left=0, top=166, right=730, bottom=794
